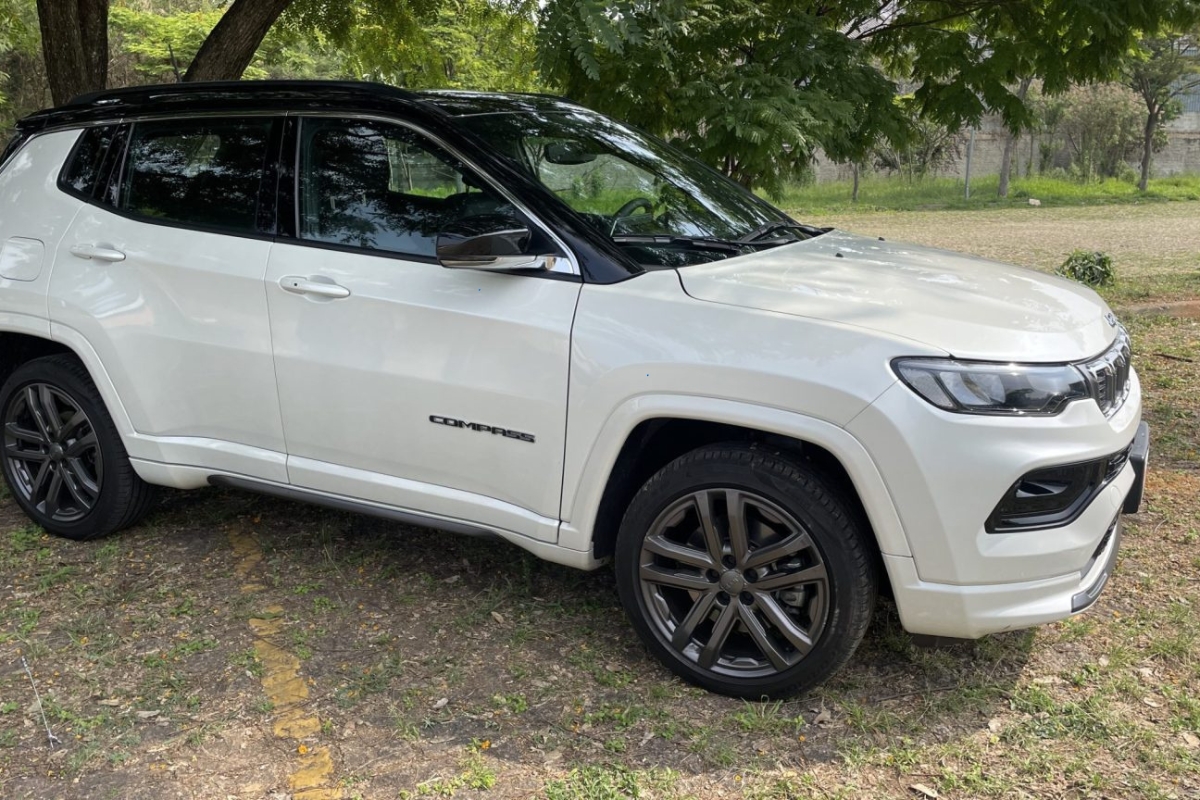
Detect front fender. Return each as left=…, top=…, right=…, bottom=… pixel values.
left=558, top=393, right=911, bottom=559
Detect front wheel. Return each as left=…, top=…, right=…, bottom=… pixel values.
left=0, top=355, right=154, bottom=540
left=614, top=444, right=876, bottom=699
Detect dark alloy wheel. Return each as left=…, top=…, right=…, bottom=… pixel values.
left=4, top=382, right=104, bottom=523
left=615, top=444, right=876, bottom=699
left=0, top=355, right=154, bottom=540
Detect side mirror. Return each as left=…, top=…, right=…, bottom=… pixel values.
left=436, top=222, right=554, bottom=272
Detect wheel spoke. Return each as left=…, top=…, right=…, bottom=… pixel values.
left=671, top=591, right=718, bottom=650
left=693, top=491, right=724, bottom=563
left=65, top=431, right=97, bottom=458
left=644, top=533, right=715, bottom=570
left=738, top=603, right=791, bottom=670
left=59, top=466, right=95, bottom=510
left=65, top=458, right=100, bottom=500
left=744, top=530, right=813, bottom=571
left=754, top=593, right=815, bottom=657
left=640, top=563, right=715, bottom=592
left=726, top=490, right=750, bottom=564
left=58, top=410, right=89, bottom=441
left=752, top=563, right=828, bottom=592
left=29, top=461, right=52, bottom=501
left=4, top=442, right=48, bottom=462
left=42, top=468, right=63, bottom=518
left=698, top=601, right=738, bottom=669
left=37, top=385, right=62, bottom=438
left=5, top=421, right=46, bottom=446
left=24, top=387, right=52, bottom=440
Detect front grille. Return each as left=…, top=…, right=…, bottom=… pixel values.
left=1080, top=328, right=1132, bottom=417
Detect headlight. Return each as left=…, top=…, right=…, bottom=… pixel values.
left=892, top=358, right=1090, bottom=415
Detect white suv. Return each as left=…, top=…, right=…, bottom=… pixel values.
left=0, top=81, right=1148, bottom=698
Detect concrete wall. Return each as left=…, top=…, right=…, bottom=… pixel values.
left=811, top=112, right=1200, bottom=183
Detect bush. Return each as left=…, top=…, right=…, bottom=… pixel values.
left=1056, top=250, right=1115, bottom=287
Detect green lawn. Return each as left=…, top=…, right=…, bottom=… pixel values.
left=776, top=173, right=1200, bottom=215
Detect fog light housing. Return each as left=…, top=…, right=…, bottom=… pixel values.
left=986, top=446, right=1131, bottom=533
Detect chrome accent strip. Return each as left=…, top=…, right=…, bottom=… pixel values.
left=208, top=474, right=503, bottom=539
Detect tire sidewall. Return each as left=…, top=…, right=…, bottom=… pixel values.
left=615, top=446, right=874, bottom=699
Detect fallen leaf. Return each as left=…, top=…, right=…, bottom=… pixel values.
left=910, top=783, right=938, bottom=798
left=1181, top=732, right=1199, bottom=749
left=987, top=718, right=1003, bottom=733
left=490, top=611, right=505, bottom=624
left=97, top=699, right=121, bottom=707
left=1143, top=696, right=1161, bottom=708
left=432, top=697, right=449, bottom=710
left=136, top=710, right=160, bottom=719
left=813, top=706, right=832, bottom=726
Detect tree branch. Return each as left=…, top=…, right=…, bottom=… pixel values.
left=183, top=0, right=294, bottom=82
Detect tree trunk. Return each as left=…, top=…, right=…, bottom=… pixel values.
left=183, top=0, right=294, bottom=82
left=1139, top=106, right=1157, bottom=193
left=36, top=0, right=109, bottom=105
left=851, top=162, right=860, bottom=202
left=997, top=77, right=1032, bottom=198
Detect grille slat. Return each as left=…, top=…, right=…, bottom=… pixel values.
left=1082, top=328, right=1132, bottom=417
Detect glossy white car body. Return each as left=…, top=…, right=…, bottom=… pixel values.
left=0, top=92, right=1142, bottom=648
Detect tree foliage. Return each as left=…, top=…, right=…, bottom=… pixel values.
left=1125, top=29, right=1200, bottom=190
left=1058, top=83, right=1147, bottom=181
left=539, top=0, right=1199, bottom=191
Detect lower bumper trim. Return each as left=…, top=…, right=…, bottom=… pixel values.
left=1071, top=518, right=1122, bottom=613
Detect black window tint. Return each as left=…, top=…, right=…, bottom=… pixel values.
left=61, top=125, right=118, bottom=198
left=298, top=118, right=518, bottom=258
left=121, top=118, right=274, bottom=233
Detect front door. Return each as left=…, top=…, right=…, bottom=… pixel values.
left=265, top=116, right=579, bottom=540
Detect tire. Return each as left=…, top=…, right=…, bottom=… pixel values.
left=614, top=443, right=876, bottom=699
left=0, top=355, right=154, bottom=540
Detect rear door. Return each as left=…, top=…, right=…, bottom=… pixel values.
left=264, top=116, right=580, bottom=540
left=49, top=116, right=288, bottom=481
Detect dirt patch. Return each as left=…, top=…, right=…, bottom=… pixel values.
left=1123, top=298, right=1200, bottom=320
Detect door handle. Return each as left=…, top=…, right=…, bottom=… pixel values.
left=70, top=243, right=126, bottom=263
left=279, top=275, right=351, bottom=299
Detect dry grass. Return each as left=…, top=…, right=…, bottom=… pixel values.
left=0, top=204, right=1198, bottom=799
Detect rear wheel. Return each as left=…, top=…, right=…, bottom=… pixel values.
left=0, top=355, right=154, bottom=540
left=615, top=443, right=876, bottom=699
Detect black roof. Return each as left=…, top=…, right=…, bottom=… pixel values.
left=18, top=80, right=585, bottom=132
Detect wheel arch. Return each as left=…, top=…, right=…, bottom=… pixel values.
left=560, top=396, right=912, bottom=572
left=0, top=326, right=138, bottom=442
left=0, top=331, right=78, bottom=390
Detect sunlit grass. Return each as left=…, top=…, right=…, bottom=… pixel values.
left=775, top=173, right=1200, bottom=214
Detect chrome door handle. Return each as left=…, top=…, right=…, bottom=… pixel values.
left=279, top=275, right=351, bottom=299
left=70, top=243, right=126, bottom=262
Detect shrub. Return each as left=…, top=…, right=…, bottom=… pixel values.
left=1056, top=250, right=1115, bottom=287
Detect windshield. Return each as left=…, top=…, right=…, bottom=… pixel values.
left=460, top=109, right=822, bottom=267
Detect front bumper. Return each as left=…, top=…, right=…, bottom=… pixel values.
left=849, top=368, right=1146, bottom=638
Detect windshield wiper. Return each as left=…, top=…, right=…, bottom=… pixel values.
left=738, top=220, right=827, bottom=243
left=611, top=234, right=750, bottom=254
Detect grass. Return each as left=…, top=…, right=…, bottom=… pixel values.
left=776, top=172, right=1200, bottom=214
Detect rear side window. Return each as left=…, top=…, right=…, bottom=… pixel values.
left=119, top=118, right=275, bottom=234
left=61, top=125, right=120, bottom=198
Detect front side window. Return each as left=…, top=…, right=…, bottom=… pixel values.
left=297, top=118, right=520, bottom=259
left=120, top=118, right=274, bottom=233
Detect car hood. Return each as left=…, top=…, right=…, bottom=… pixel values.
left=678, top=230, right=1117, bottom=361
